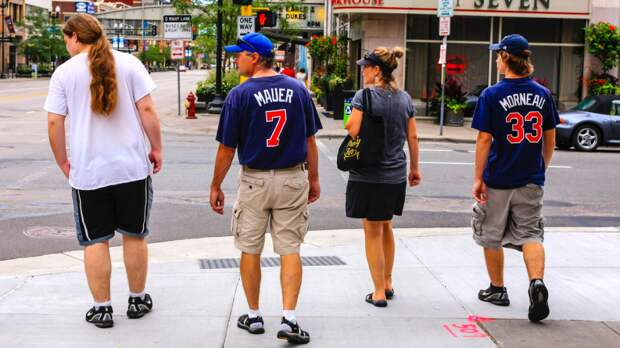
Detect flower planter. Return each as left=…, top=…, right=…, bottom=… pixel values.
left=445, top=109, right=464, bottom=127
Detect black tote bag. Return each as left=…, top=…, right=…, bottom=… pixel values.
left=337, top=88, right=385, bottom=171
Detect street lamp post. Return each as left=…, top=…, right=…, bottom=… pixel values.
left=1, top=0, right=9, bottom=79
left=207, top=0, right=224, bottom=114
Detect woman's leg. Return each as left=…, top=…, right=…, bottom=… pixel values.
left=363, top=219, right=387, bottom=301
left=382, top=221, right=395, bottom=291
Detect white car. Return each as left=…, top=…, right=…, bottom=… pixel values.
left=178, top=65, right=187, bottom=72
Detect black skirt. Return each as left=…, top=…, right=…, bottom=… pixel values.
left=346, top=181, right=407, bottom=221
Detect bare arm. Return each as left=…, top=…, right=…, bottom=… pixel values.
left=542, top=129, right=556, bottom=169
left=48, top=113, right=70, bottom=178
left=345, top=108, right=363, bottom=138
left=473, top=131, right=493, bottom=204
left=306, top=136, right=320, bottom=203
left=136, top=95, right=163, bottom=173
left=407, top=118, right=422, bottom=187
left=210, top=144, right=236, bottom=215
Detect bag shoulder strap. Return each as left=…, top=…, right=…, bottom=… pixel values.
left=363, top=88, right=373, bottom=115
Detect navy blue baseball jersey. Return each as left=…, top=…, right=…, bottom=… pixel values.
left=472, top=77, right=560, bottom=189
left=216, top=75, right=322, bottom=169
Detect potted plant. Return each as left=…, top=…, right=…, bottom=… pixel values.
left=432, top=77, right=467, bottom=126
left=585, top=22, right=620, bottom=96
left=194, top=70, right=240, bottom=106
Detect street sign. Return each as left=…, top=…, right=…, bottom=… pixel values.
left=439, top=16, right=451, bottom=36
left=438, top=43, right=447, bottom=65
left=237, top=16, right=255, bottom=38
left=0, top=37, right=14, bottom=43
left=171, top=48, right=184, bottom=60
left=437, top=0, right=454, bottom=17
left=164, top=15, right=192, bottom=40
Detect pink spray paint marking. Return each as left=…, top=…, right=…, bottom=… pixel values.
left=442, top=315, right=494, bottom=339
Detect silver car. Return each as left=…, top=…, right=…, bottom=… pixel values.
left=556, top=95, right=620, bottom=151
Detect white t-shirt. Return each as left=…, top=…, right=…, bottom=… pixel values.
left=44, top=50, right=156, bottom=190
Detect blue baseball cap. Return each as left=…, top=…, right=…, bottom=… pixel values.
left=489, top=34, right=529, bottom=55
left=224, top=33, right=274, bottom=57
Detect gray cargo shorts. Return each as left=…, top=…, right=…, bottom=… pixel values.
left=471, top=183, right=545, bottom=251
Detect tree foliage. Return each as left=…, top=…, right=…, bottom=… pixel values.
left=17, top=8, right=68, bottom=65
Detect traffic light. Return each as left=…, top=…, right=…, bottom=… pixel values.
left=151, top=25, right=157, bottom=36
left=256, top=11, right=277, bottom=29
left=232, top=0, right=252, bottom=5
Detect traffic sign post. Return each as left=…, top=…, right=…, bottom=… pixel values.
left=437, top=0, right=453, bottom=136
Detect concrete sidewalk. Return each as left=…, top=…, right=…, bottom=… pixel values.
left=161, top=107, right=477, bottom=144
left=1, top=227, right=619, bottom=347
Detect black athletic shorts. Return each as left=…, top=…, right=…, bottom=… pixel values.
left=71, top=177, right=153, bottom=246
left=346, top=181, right=406, bottom=221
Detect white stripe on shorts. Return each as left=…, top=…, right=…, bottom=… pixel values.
left=77, top=190, right=91, bottom=242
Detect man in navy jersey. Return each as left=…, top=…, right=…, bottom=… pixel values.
left=210, top=33, right=321, bottom=344
left=471, top=34, right=559, bottom=322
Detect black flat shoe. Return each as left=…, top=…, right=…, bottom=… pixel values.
left=365, top=293, right=388, bottom=307
left=385, top=288, right=395, bottom=300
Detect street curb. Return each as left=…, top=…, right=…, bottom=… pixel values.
left=1, top=227, right=618, bottom=278
left=161, top=125, right=476, bottom=144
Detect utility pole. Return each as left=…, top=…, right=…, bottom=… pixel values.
left=1, top=0, right=8, bottom=79
left=207, top=0, right=224, bottom=114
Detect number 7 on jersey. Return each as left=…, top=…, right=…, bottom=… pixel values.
left=266, top=109, right=287, bottom=148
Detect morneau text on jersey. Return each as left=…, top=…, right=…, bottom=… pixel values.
left=498, top=93, right=546, bottom=112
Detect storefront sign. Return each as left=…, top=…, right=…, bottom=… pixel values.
left=333, top=0, right=589, bottom=18
left=446, top=55, right=466, bottom=74
left=75, top=2, right=88, bottom=13
left=280, top=5, right=325, bottom=30
left=439, top=16, right=451, bottom=36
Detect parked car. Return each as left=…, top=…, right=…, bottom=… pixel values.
left=464, top=84, right=487, bottom=118
left=556, top=95, right=620, bottom=151
left=178, top=65, right=187, bottom=72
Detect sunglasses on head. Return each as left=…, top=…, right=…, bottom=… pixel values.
left=237, top=38, right=259, bottom=53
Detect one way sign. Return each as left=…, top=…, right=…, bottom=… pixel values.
left=237, top=16, right=255, bottom=38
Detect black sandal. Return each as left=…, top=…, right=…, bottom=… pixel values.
left=385, top=288, right=395, bottom=300
left=365, top=293, right=388, bottom=307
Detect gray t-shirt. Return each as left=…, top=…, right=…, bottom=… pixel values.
left=349, top=87, right=416, bottom=184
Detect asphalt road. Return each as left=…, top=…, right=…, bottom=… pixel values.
left=1, top=71, right=619, bottom=260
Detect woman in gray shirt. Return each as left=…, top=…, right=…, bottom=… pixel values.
left=345, top=47, right=422, bottom=307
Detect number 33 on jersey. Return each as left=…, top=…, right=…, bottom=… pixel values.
left=471, top=77, right=560, bottom=189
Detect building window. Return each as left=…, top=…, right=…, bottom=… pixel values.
left=405, top=15, right=586, bottom=112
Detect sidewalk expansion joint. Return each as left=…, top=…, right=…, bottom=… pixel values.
left=0, top=277, right=30, bottom=303
left=221, top=275, right=240, bottom=348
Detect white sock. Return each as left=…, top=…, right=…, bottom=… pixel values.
left=129, top=291, right=146, bottom=300
left=94, top=301, right=111, bottom=309
left=283, top=310, right=296, bottom=324
left=248, top=309, right=262, bottom=319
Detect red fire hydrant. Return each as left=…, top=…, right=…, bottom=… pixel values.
left=185, top=91, right=197, bottom=119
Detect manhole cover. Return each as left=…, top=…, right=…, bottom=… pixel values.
left=23, top=226, right=74, bottom=239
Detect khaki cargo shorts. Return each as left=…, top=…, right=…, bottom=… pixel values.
left=471, top=183, right=545, bottom=251
left=231, top=165, right=310, bottom=255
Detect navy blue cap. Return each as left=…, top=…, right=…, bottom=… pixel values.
left=224, top=33, right=274, bottom=57
left=489, top=34, right=529, bottom=55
